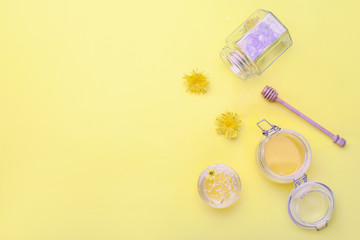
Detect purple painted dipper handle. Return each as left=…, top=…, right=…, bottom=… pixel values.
left=261, top=86, right=346, bottom=147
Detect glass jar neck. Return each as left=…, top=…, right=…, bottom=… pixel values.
left=220, top=44, right=259, bottom=80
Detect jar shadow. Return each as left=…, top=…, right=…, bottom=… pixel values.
left=259, top=176, right=295, bottom=195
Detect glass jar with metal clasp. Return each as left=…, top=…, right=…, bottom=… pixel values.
left=256, top=119, right=335, bottom=231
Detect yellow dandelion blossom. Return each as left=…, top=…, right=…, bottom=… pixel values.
left=183, top=70, right=209, bottom=94
left=206, top=168, right=218, bottom=181
left=216, top=112, right=241, bottom=139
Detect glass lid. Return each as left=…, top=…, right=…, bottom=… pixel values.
left=287, top=176, right=335, bottom=231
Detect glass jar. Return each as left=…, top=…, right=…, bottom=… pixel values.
left=197, top=164, right=241, bottom=208
left=256, top=119, right=335, bottom=230
left=220, top=9, right=292, bottom=80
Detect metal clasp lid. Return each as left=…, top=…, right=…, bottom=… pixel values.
left=315, top=222, right=328, bottom=231
left=257, top=119, right=281, bottom=136
left=293, top=174, right=307, bottom=188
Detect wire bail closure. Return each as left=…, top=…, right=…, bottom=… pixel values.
left=315, top=222, right=328, bottom=231
left=257, top=119, right=281, bottom=136
left=293, top=174, right=308, bottom=188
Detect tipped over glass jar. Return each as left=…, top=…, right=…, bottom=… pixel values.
left=221, top=9, right=292, bottom=80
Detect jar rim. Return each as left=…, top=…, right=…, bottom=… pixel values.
left=220, top=45, right=258, bottom=80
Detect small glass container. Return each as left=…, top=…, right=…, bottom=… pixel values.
left=197, top=164, right=241, bottom=208
left=256, top=119, right=335, bottom=231
left=220, top=9, right=292, bottom=80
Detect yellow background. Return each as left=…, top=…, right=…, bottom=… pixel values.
left=0, top=0, right=359, bottom=239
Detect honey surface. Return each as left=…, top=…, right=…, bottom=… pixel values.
left=264, top=134, right=306, bottom=176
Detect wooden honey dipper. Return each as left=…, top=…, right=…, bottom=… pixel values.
left=261, top=86, right=346, bottom=147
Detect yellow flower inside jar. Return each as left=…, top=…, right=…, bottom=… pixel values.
left=198, top=164, right=241, bottom=208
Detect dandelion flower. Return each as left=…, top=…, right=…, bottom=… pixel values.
left=206, top=168, right=218, bottom=181
left=184, top=70, right=209, bottom=94
left=216, top=112, right=241, bottom=139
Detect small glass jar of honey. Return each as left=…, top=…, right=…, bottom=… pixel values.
left=197, top=164, right=241, bottom=208
left=256, top=119, right=335, bottom=230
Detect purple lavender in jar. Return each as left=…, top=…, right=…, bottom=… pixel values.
left=220, top=10, right=292, bottom=80
left=238, top=14, right=286, bottom=60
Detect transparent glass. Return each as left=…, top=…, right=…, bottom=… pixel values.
left=256, top=120, right=335, bottom=230
left=288, top=181, right=335, bottom=230
left=256, top=129, right=311, bottom=183
left=220, top=9, right=292, bottom=80
left=197, top=164, right=241, bottom=208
